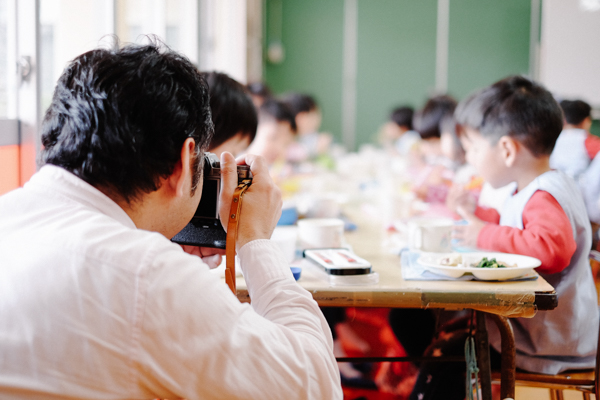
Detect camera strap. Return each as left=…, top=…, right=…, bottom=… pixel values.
left=225, top=179, right=252, bottom=294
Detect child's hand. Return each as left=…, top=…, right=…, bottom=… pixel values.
left=452, top=206, right=486, bottom=248
left=446, top=184, right=476, bottom=214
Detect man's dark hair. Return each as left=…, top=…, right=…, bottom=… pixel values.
left=259, top=99, right=297, bottom=133
left=41, top=42, right=213, bottom=203
left=455, top=75, right=563, bottom=157
left=560, top=99, right=591, bottom=126
left=389, top=107, right=414, bottom=130
left=282, top=93, right=318, bottom=117
left=204, top=71, right=257, bottom=149
left=413, top=95, right=457, bottom=139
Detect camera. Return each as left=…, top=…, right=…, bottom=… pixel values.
left=172, top=152, right=252, bottom=249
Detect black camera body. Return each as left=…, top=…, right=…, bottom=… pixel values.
left=172, top=152, right=252, bottom=249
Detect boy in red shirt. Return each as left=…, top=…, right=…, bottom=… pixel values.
left=411, top=76, right=598, bottom=400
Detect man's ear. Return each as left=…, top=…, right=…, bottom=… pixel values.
left=498, top=136, right=518, bottom=167
left=167, top=138, right=196, bottom=198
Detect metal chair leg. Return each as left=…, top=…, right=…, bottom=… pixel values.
left=549, top=389, right=564, bottom=400
left=475, top=312, right=492, bottom=400
left=486, top=314, right=516, bottom=400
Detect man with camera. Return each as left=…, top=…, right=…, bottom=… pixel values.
left=0, top=43, right=342, bottom=399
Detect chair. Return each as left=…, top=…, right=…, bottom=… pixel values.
left=491, top=306, right=600, bottom=400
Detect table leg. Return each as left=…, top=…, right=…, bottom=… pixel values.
left=487, top=314, right=516, bottom=399
left=476, top=312, right=492, bottom=400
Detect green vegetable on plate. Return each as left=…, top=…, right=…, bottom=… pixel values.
left=475, top=257, right=506, bottom=269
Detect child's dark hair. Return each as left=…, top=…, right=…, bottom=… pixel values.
left=413, top=95, right=457, bottom=139
left=247, top=82, right=272, bottom=100
left=560, top=100, right=591, bottom=126
left=203, top=71, right=257, bottom=149
left=282, top=92, right=318, bottom=117
left=390, top=107, right=414, bottom=130
left=259, top=99, right=297, bottom=133
left=455, top=75, right=563, bottom=157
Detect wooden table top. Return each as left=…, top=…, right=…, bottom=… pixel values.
left=234, top=206, right=557, bottom=318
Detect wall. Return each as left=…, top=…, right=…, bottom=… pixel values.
left=540, top=0, right=600, bottom=107
left=355, top=0, right=437, bottom=145
left=447, top=0, right=531, bottom=100
left=264, top=0, right=532, bottom=150
left=264, top=0, right=345, bottom=145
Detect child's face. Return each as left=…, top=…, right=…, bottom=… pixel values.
left=247, top=120, right=294, bottom=164
left=462, top=127, right=511, bottom=188
left=296, top=109, right=322, bottom=136
left=209, top=132, right=252, bottom=157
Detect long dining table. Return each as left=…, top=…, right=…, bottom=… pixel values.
left=233, top=206, right=558, bottom=400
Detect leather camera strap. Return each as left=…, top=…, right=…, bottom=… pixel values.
left=225, top=179, right=252, bottom=294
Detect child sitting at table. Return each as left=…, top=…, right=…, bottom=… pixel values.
left=378, top=106, right=421, bottom=156
left=246, top=98, right=297, bottom=165
left=246, top=81, right=273, bottom=109
left=411, top=76, right=599, bottom=400
left=550, top=99, right=600, bottom=180
left=204, top=71, right=257, bottom=157
left=282, top=92, right=332, bottom=162
left=411, top=95, right=458, bottom=204
left=552, top=99, right=600, bottom=228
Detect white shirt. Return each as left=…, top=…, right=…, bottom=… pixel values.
left=549, top=128, right=591, bottom=179
left=0, top=165, right=342, bottom=400
left=579, top=152, right=600, bottom=224
left=394, top=130, right=420, bottom=156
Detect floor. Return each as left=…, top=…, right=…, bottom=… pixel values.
left=515, top=387, right=595, bottom=399
left=343, top=384, right=595, bottom=399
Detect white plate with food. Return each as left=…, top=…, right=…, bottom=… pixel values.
left=417, top=252, right=541, bottom=281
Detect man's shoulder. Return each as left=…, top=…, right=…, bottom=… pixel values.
left=0, top=183, right=184, bottom=275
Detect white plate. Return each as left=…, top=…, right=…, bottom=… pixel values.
left=417, top=252, right=541, bottom=281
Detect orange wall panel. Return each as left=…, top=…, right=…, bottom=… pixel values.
left=0, top=145, right=20, bottom=195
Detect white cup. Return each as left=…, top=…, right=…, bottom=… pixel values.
left=297, top=218, right=344, bottom=249
left=270, top=226, right=298, bottom=263
left=408, top=217, right=454, bottom=252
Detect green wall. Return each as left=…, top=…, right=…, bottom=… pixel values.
left=447, top=0, right=531, bottom=99
left=265, top=0, right=532, bottom=150
left=265, top=0, right=344, bottom=144
left=592, top=120, right=600, bottom=137
left=356, top=1, right=437, bottom=144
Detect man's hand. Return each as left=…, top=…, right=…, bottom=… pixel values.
left=219, top=152, right=282, bottom=249
left=452, top=206, right=486, bottom=248
left=181, top=245, right=225, bottom=269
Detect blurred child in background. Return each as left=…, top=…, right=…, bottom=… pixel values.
left=246, top=82, right=273, bottom=109
left=551, top=99, right=600, bottom=230
left=379, top=106, right=421, bottom=156
left=283, top=93, right=332, bottom=162
left=204, top=72, right=257, bottom=157
left=579, top=151, right=600, bottom=229
left=550, top=99, right=600, bottom=179
left=411, top=95, right=458, bottom=204
left=246, top=98, right=297, bottom=165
